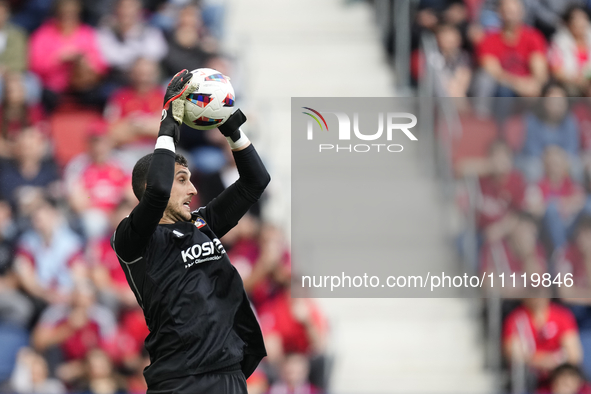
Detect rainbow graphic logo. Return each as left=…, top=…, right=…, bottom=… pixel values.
left=187, top=93, right=213, bottom=108
left=302, top=107, right=329, bottom=140
left=193, top=116, right=223, bottom=127
left=302, top=107, right=328, bottom=131
left=204, top=73, right=228, bottom=83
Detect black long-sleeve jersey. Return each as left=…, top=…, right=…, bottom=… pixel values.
left=111, top=144, right=269, bottom=386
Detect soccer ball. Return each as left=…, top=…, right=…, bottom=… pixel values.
left=183, top=68, right=235, bottom=130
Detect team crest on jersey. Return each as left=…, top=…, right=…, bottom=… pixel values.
left=194, top=217, right=207, bottom=229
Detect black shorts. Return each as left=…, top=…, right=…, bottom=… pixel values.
left=147, top=367, right=247, bottom=394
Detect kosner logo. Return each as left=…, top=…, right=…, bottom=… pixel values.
left=181, top=238, right=226, bottom=269
left=302, top=107, right=417, bottom=153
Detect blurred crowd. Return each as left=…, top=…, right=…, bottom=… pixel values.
left=401, top=0, right=591, bottom=392
left=0, top=1, right=327, bottom=394
left=408, top=0, right=591, bottom=99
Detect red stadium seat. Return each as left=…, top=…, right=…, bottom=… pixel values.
left=49, top=107, right=103, bottom=168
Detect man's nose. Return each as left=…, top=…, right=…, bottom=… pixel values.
left=189, top=183, right=198, bottom=195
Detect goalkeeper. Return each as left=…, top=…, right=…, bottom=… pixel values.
left=111, top=70, right=269, bottom=394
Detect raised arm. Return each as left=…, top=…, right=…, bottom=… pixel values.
left=193, top=110, right=271, bottom=237
left=112, top=70, right=194, bottom=261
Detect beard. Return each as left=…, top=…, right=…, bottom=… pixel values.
left=164, top=202, right=192, bottom=223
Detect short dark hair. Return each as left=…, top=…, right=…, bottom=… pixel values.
left=550, top=363, right=585, bottom=383
left=131, top=153, right=189, bottom=201
left=562, top=4, right=589, bottom=25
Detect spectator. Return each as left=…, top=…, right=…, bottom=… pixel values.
left=480, top=211, right=546, bottom=297
left=31, top=285, right=117, bottom=381
left=469, top=140, right=527, bottom=243
left=124, top=349, right=148, bottom=394
left=0, top=1, right=27, bottom=75
left=97, top=0, right=167, bottom=85
left=435, top=23, right=472, bottom=97
left=28, top=0, right=106, bottom=112
left=227, top=217, right=291, bottom=310
left=550, top=5, right=591, bottom=96
left=258, top=284, right=328, bottom=369
left=0, top=127, right=59, bottom=207
left=10, top=348, right=65, bottom=394
left=0, top=197, right=33, bottom=329
left=412, top=23, right=472, bottom=97
left=0, top=72, right=46, bottom=155
left=479, top=0, right=579, bottom=37
left=475, top=0, right=548, bottom=98
left=104, top=57, right=163, bottom=170
left=64, top=120, right=129, bottom=240
left=517, top=83, right=581, bottom=183
left=162, top=3, right=214, bottom=80
left=87, top=199, right=136, bottom=315
left=526, top=146, right=585, bottom=251
left=411, top=4, right=440, bottom=52
left=267, top=353, right=323, bottom=394
left=557, top=215, right=591, bottom=329
left=0, top=1, right=42, bottom=109
left=78, top=349, right=126, bottom=394
left=503, top=297, right=583, bottom=383
left=13, top=197, right=85, bottom=305
left=538, top=363, right=591, bottom=394
left=442, top=1, right=482, bottom=52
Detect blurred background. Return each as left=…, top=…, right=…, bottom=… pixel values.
left=4, top=0, right=591, bottom=393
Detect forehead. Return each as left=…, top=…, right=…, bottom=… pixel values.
left=174, top=164, right=191, bottom=177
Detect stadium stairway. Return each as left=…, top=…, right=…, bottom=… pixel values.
left=225, top=0, right=496, bottom=392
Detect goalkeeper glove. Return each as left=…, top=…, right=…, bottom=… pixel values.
left=218, top=109, right=250, bottom=150
left=159, top=69, right=196, bottom=145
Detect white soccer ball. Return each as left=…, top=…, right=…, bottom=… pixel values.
left=183, top=68, right=235, bottom=130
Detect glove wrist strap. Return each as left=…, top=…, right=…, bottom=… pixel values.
left=226, top=129, right=250, bottom=150
left=219, top=109, right=247, bottom=137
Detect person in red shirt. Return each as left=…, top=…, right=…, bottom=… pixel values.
left=475, top=0, right=548, bottom=98
left=503, top=298, right=583, bottom=385
left=31, top=285, right=117, bottom=385
left=227, top=215, right=291, bottom=310
left=480, top=211, right=546, bottom=297
left=527, top=146, right=586, bottom=251
left=104, top=57, right=164, bottom=171
left=556, top=215, right=591, bottom=330
left=258, top=288, right=327, bottom=362
left=64, top=121, right=130, bottom=241
left=476, top=140, right=527, bottom=243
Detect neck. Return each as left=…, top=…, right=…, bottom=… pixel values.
left=59, top=19, right=78, bottom=34
left=41, top=228, right=53, bottom=246
left=135, top=84, right=154, bottom=94
left=503, top=23, right=520, bottom=36
left=159, top=216, right=174, bottom=224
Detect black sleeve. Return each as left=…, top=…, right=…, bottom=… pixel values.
left=196, top=144, right=270, bottom=238
left=112, top=148, right=175, bottom=262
